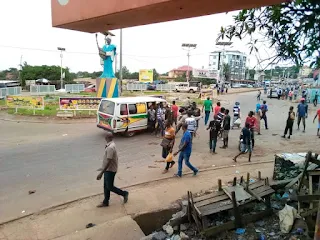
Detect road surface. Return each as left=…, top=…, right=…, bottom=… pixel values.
left=0, top=91, right=319, bottom=223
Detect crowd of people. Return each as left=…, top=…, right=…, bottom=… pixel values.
left=96, top=89, right=320, bottom=208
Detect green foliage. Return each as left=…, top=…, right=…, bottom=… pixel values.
left=222, top=63, right=231, bottom=81
left=20, top=62, right=76, bottom=84
left=219, top=0, right=320, bottom=68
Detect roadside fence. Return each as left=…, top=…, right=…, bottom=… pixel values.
left=126, top=83, right=147, bottom=91
left=0, top=87, right=22, bottom=98
left=30, top=85, right=56, bottom=94
left=65, top=84, right=85, bottom=93
left=156, top=84, right=176, bottom=91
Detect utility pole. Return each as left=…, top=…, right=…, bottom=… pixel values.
left=57, top=47, right=66, bottom=89
left=18, top=55, right=23, bottom=87
left=182, top=43, right=197, bottom=82
left=119, top=29, right=123, bottom=93
left=216, top=41, right=232, bottom=85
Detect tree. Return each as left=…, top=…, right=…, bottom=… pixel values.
left=222, top=63, right=231, bottom=81
left=219, top=0, right=320, bottom=68
left=20, top=63, right=75, bottom=86
left=153, top=68, right=159, bottom=80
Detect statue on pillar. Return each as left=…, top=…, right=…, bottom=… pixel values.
left=96, top=32, right=116, bottom=78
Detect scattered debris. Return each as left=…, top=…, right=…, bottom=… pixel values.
left=28, top=190, right=36, bottom=195
left=21, top=210, right=25, bottom=214
left=86, top=223, right=96, bottom=228
left=148, top=166, right=160, bottom=169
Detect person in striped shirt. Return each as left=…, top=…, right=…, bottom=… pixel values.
left=232, top=102, right=241, bottom=129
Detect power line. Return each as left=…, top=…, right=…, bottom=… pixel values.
left=0, top=44, right=209, bottom=59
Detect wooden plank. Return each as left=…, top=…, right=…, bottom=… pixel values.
left=308, top=169, right=320, bottom=176
left=301, top=207, right=318, bottom=217
left=200, top=202, right=233, bottom=216
left=218, top=179, right=222, bottom=191
left=298, top=152, right=311, bottom=192
left=223, top=186, right=251, bottom=202
left=309, top=175, right=314, bottom=209
left=298, top=195, right=320, bottom=202
left=195, top=194, right=229, bottom=208
left=257, top=189, right=275, bottom=198
left=248, top=181, right=265, bottom=190
left=232, top=191, right=242, bottom=228
left=246, top=187, right=263, bottom=202
left=193, top=191, right=225, bottom=203
left=253, top=185, right=273, bottom=195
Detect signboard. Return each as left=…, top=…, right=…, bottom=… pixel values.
left=193, top=68, right=218, bottom=79
left=139, top=69, right=153, bottom=83
left=200, top=89, right=214, bottom=100
left=59, top=97, right=102, bottom=110
left=6, top=95, right=44, bottom=109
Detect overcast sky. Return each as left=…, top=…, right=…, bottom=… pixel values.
left=0, top=0, right=271, bottom=74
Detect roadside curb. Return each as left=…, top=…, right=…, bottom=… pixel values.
left=0, top=159, right=274, bottom=226
left=0, top=117, right=95, bottom=124
left=0, top=89, right=261, bottom=124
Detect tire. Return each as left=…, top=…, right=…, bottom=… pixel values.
left=125, top=131, right=136, bottom=137
left=189, top=89, right=195, bottom=93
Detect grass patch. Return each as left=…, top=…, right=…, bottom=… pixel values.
left=7, top=105, right=58, bottom=116
left=0, top=99, right=5, bottom=106
left=70, top=92, right=97, bottom=97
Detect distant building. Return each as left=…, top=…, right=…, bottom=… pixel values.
left=209, top=50, right=247, bottom=80
left=299, top=66, right=312, bottom=78
left=168, top=65, right=193, bottom=78
left=254, top=71, right=265, bottom=82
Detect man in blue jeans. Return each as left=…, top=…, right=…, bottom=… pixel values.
left=173, top=123, right=198, bottom=177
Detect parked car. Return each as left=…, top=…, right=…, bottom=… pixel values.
left=84, top=84, right=96, bottom=92
left=146, top=83, right=156, bottom=90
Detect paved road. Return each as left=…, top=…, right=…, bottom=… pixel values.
left=1, top=91, right=319, bottom=223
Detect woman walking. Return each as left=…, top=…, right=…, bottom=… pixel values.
left=282, top=106, right=295, bottom=139
left=161, top=120, right=176, bottom=173
left=255, top=103, right=262, bottom=135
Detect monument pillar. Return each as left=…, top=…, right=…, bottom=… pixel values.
left=96, top=78, right=119, bottom=98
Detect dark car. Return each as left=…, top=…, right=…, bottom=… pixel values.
left=147, top=84, right=156, bottom=90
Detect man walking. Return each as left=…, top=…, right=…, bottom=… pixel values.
left=233, top=123, right=252, bottom=162
left=232, top=101, right=241, bottom=129
left=313, top=107, right=320, bottom=138
left=261, top=100, right=269, bottom=130
left=297, top=99, right=307, bottom=132
left=96, top=133, right=129, bottom=207
left=221, top=109, right=231, bottom=148
left=173, top=123, right=198, bottom=177
left=202, top=97, right=213, bottom=126
left=207, top=115, right=221, bottom=154
left=171, top=101, right=179, bottom=126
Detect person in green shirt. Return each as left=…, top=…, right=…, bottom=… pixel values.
left=202, top=97, right=213, bottom=125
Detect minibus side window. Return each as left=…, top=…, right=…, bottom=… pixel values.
left=128, top=104, right=137, bottom=114
left=120, top=104, right=128, bottom=115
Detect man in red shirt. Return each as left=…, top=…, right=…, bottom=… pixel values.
left=214, top=102, right=222, bottom=116
left=313, top=108, right=320, bottom=138
left=171, top=100, right=179, bottom=127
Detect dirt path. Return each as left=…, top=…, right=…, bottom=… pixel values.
left=0, top=161, right=274, bottom=240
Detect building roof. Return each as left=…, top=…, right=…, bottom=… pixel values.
left=169, top=65, right=193, bottom=72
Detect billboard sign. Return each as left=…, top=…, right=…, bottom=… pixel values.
left=139, top=69, right=153, bottom=83
left=59, top=97, right=102, bottom=110
left=6, top=95, right=44, bottom=109
left=193, top=68, right=218, bottom=79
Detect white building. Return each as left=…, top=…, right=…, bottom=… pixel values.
left=209, top=50, right=247, bottom=81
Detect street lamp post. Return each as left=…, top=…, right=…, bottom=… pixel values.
left=215, top=41, right=232, bottom=84
left=57, top=47, right=66, bottom=89
left=182, top=43, right=197, bottom=81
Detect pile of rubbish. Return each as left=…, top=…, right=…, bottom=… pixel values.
left=141, top=152, right=320, bottom=240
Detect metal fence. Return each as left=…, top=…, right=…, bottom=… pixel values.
left=0, top=87, right=22, bottom=98
left=65, top=84, right=85, bottom=93
left=156, top=84, right=176, bottom=91
left=126, top=83, right=147, bottom=91
left=30, top=85, right=56, bottom=93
